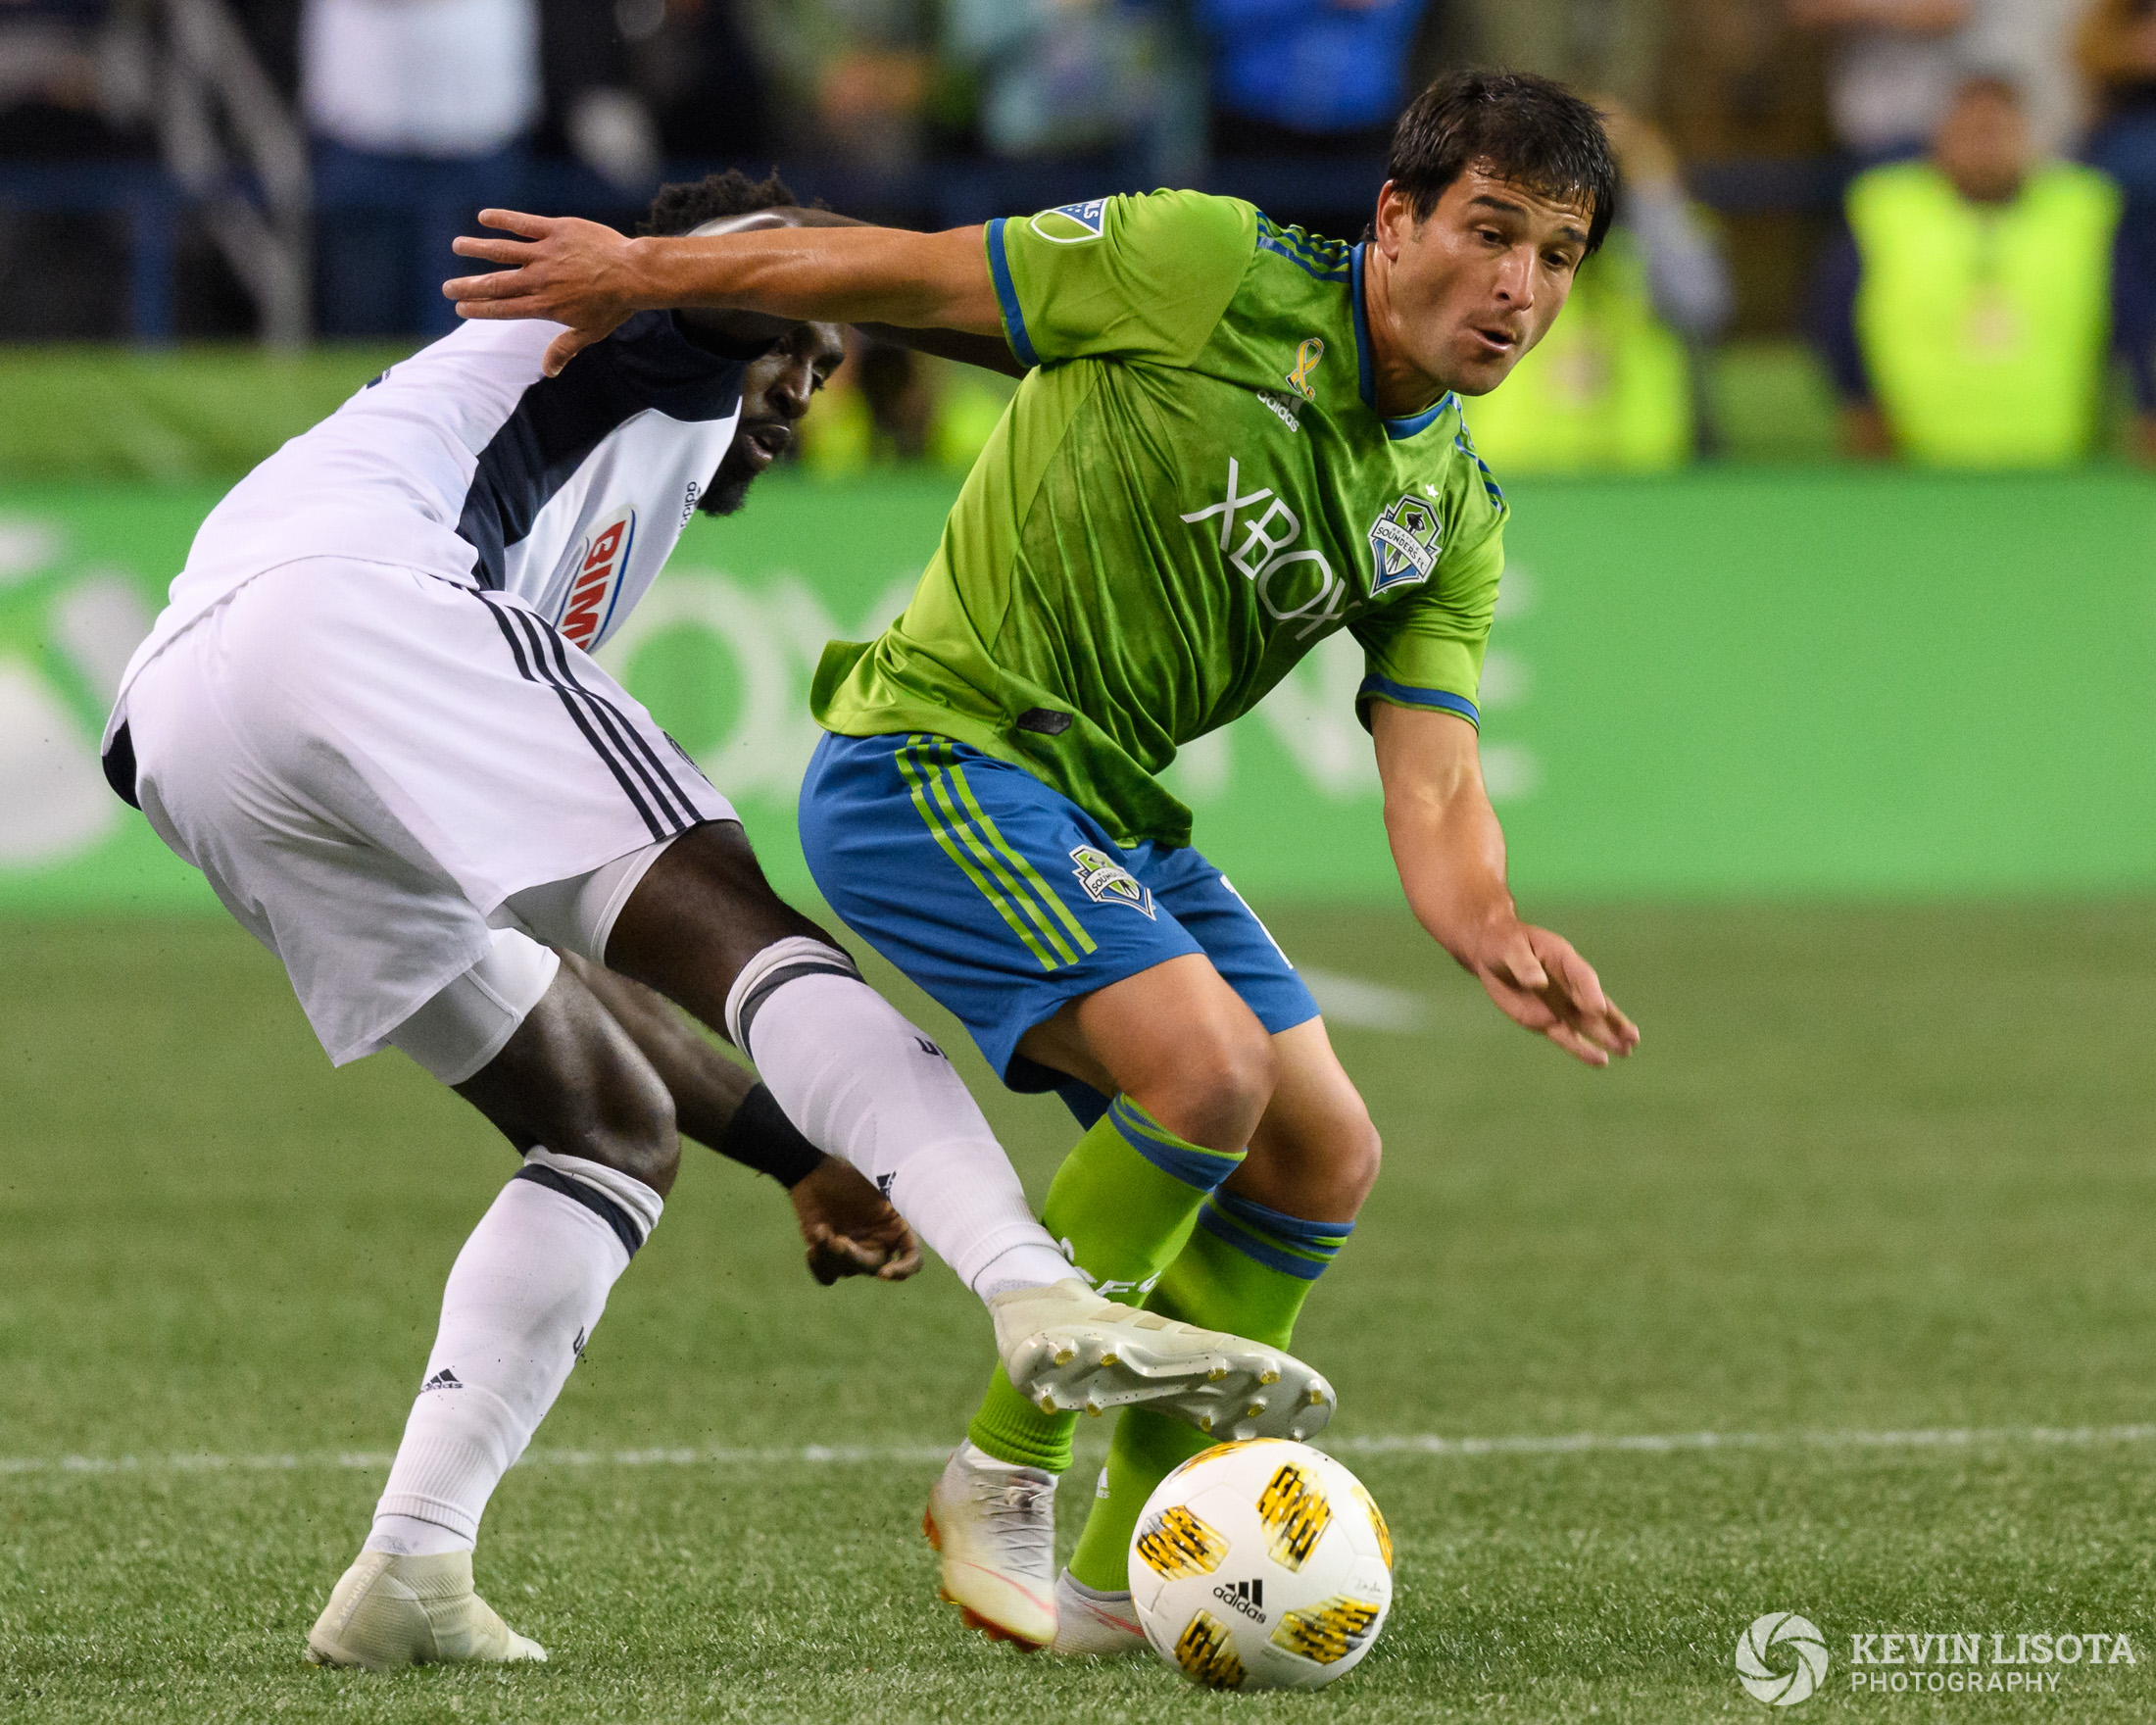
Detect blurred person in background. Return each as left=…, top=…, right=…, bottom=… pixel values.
left=612, top=0, right=771, bottom=164
left=305, top=0, right=542, bottom=336
left=1199, top=0, right=1431, bottom=236
left=942, top=0, right=1162, bottom=169
left=1200, top=0, right=1429, bottom=163
left=1812, top=73, right=2156, bottom=467
left=801, top=326, right=933, bottom=469
left=746, top=0, right=931, bottom=188
left=534, top=0, right=665, bottom=196
left=799, top=326, right=1015, bottom=476
left=0, top=0, right=146, bottom=158
left=1464, top=99, right=1730, bottom=471
left=1788, top=0, right=1981, bottom=165
left=308, top=0, right=669, bottom=336
left=2081, top=0, right=2156, bottom=285
left=1452, top=0, right=1667, bottom=114
left=0, top=0, right=149, bottom=336
left=1968, top=0, right=2097, bottom=160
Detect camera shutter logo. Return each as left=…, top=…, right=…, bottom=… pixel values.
left=1737, top=1612, right=1830, bottom=1706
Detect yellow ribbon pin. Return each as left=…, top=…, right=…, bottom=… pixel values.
left=1286, top=337, right=1324, bottom=399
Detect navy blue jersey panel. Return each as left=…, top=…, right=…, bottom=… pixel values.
left=454, top=311, right=747, bottom=588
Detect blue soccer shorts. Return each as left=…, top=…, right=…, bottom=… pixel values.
left=798, top=730, right=1319, bottom=1113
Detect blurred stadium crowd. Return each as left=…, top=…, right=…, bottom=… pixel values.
left=3, top=0, right=2153, bottom=471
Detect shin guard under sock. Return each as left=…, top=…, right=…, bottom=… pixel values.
left=966, top=1098, right=1244, bottom=1474
left=1066, top=1189, right=1352, bottom=1590
left=725, top=936, right=1068, bottom=1294
left=366, top=1150, right=661, bottom=1552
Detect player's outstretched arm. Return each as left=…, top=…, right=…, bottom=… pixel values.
left=1371, top=704, right=1640, bottom=1067
left=559, top=952, right=923, bottom=1282
left=446, top=210, right=1003, bottom=376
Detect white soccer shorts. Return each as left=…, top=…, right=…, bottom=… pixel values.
left=122, top=557, right=733, bottom=1066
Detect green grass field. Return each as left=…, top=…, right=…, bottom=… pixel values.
left=5, top=901, right=2156, bottom=1722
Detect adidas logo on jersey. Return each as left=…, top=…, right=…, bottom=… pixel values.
left=559, top=506, right=637, bottom=649
left=421, top=1368, right=463, bottom=1392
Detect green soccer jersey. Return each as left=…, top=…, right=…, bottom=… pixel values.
left=811, top=188, right=1509, bottom=848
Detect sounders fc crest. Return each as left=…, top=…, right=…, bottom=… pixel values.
left=1367, top=493, right=1442, bottom=594
left=1070, top=846, right=1155, bottom=918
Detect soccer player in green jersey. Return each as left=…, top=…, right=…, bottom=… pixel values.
left=448, top=70, right=1641, bottom=1654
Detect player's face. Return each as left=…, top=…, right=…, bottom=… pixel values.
left=1377, top=166, right=1593, bottom=398
left=1935, top=88, right=2029, bottom=204
left=700, top=320, right=847, bottom=516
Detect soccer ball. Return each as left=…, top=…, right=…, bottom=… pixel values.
left=1127, top=1438, right=1394, bottom=1691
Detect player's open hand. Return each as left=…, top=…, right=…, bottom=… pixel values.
left=444, top=210, right=645, bottom=376
left=788, top=1153, right=923, bottom=1285
left=1467, top=920, right=1639, bottom=1067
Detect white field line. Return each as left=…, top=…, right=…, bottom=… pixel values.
left=7, top=1423, right=2156, bottom=1479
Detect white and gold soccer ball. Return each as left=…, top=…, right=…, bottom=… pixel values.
left=1127, top=1438, right=1394, bottom=1692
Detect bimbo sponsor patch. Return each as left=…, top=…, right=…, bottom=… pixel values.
left=558, top=507, right=637, bottom=650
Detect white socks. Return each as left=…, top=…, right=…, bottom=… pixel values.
left=364, top=1148, right=662, bottom=1555
left=725, top=937, right=1081, bottom=1298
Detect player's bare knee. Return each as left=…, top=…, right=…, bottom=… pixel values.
left=1338, top=1109, right=1383, bottom=1208
left=1226, top=1024, right=1284, bottom=1122
left=560, top=1055, right=679, bottom=1197
left=1148, top=1018, right=1279, bottom=1149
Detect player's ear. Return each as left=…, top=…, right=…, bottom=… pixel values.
left=1371, top=182, right=1415, bottom=258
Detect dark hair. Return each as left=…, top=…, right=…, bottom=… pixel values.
left=1387, top=71, right=1619, bottom=254
left=640, top=168, right=804, bottom=237
left=1952, top=72, right=2025, bottom=109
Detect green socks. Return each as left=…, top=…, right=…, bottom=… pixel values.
left=965, top=1098, right=1245, bottom=1475
left=1066, top=1189, right=1353, bottom=1592
left=963, top=1093, right=1359, bottom=1602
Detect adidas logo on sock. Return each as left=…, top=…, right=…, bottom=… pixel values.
left=421, top=1368, right=463, bottom=1393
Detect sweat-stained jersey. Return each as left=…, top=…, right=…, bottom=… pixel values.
left=110, top=311, right=748, bottom=733
left=810, top=189, right=1508, bottom=849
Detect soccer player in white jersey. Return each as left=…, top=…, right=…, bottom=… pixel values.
left=99, top=171, right=1335, bottom=1670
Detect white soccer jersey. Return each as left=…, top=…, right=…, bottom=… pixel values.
left=110, top=311, right=748, bottom=729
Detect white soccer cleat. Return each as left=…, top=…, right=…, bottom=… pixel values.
left=922, top=1442, right=1058, bottom=1650
left=1051, top=1567, right=1149, bottom=1657
left=990, top=1280, right=1335, bottom=1443
left=305, top=1551, right=548, bottom=1670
